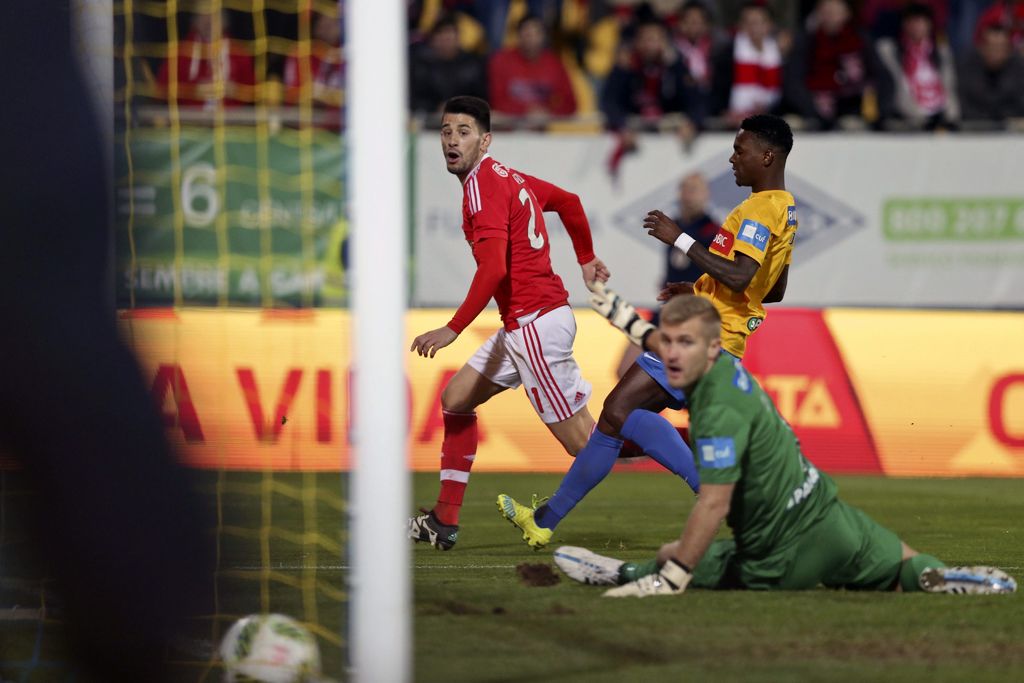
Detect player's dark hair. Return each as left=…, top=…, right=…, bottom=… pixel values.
left=741, top=114, right=793, bottom=154
left=660, top=294, right=721, bottom=339
left=443, top=96, right=491, bottom=133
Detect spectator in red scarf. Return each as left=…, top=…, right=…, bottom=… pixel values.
left=784, top=0, right=872, bottom=129
left=875, top=3, right=959, bottom=129
left=488, top=14, right=577, bottom=123
left=712, top=2, right=783, bottom=125
left=156, top=9, right=256, bottom=109
left=974, top=0, right=1024, bottom=50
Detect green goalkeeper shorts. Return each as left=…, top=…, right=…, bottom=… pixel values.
left=692, top=500, right=904, bottom=591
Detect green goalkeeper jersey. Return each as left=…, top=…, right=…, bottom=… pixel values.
left=688, top=354, right=838, bottom=580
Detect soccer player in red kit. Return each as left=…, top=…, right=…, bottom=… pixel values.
left=408, top=96, right=610, bottom=550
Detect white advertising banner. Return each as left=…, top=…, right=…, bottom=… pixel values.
left=413, top=132, right=1024, bottom=309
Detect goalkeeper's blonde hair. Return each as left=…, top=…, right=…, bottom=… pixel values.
left=660, top=294, right=720, bottom=340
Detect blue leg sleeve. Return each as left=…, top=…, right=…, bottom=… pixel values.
left=620, top=409, right=700, bottom=493
left=534, top=430, right=623, bottom=530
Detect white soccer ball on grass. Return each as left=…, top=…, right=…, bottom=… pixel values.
left=219, top=613, right=322, bottom=683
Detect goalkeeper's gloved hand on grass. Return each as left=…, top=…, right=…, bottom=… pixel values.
left=587, top=280, right=655, bottom=348
left=602, top=559, right=692, bottom=598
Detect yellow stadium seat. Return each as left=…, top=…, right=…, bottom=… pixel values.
left=584, top=16, right=621, bottom=80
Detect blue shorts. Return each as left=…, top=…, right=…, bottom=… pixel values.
left=635, top=349, right=740, bottom=411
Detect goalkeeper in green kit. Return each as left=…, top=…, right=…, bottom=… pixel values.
left=554, top=295, right=1017, bottom=597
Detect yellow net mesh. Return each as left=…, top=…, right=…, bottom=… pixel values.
left=119, top=0, right=347, bottom=678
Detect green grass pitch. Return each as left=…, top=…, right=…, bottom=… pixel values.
left=2, top=471, right=1023, bottom=682
left=413, top=472, right=1024, bottom=683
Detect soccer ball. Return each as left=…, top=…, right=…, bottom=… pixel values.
left=219, top=613, right=322, bottom=683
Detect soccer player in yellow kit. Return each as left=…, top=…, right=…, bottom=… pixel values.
left=498, top=115, right=796, bottom=547
left=651, top=169, right=796, bottom=358
left=634, top=113, right=796, bottom=359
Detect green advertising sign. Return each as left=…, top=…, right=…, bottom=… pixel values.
left=883, top=198, right=1024, bottom=241
left=116, top=126, right=346, bottom=307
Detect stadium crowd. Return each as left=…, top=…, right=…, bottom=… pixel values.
left=123, top=0, right=1024, bottom=133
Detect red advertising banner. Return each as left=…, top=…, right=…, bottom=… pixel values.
left=824, top=309, right=1024, bottom=477
left=116, top=307, right=1024, bottom=477
left=744, top=309, right=882, bottom=473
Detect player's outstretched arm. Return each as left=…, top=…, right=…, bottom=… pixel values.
left=581, top=256, right=610, bottom=287
left=411, top=237, right=507, bottom=359
left=643, top=210, right=759, bottom=293
left=659, top=482, right=734, bottom=570
left=603, top=481, right=733, bottom=598
left=525, top=174, right=602, bottom=273
left=587, top=280, right=656, bottom=350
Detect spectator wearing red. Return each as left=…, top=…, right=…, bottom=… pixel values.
left=713, top=2, right=783, bottom=123
left=157, top=9, right=256, bottom=108
left=974, top=0, right=1024, bottom=49
left=876, top=3, right=959, bottom=129
left=784, top=0, right=872, bottom=129
left=488, top=14, right=576, bottom=121
left=283, top=11, right=343, bottom=111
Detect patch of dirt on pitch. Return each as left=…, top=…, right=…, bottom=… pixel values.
left=441, top=600, right=483, bottom=615
left=516, top=562, right=560, bottom=587
left=549, top=602, right=575, bottom=615
left=419, top=599, right=484, bottom=616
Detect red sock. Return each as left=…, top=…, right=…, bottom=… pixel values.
left=434, top=411, right=477, bottom=526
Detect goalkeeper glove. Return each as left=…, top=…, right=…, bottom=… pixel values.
left=602, top=559, right=692, bottom=598
left=587, top=281, right=655, bottom=348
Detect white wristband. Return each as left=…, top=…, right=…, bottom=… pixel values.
left=673, top=233, right=696, bottom=254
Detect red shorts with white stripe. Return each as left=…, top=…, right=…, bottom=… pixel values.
left=465, top=305, right=591, bottom=424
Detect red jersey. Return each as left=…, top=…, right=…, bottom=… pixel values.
left=448, top=154, right=595, bottom=333
left=283, top=47, right=344, bottom=108
left=156, top=29, right=256, bottom=107
left=487, top=48, right=577, bottom=116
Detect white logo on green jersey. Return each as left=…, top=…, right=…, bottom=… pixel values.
left=785, top=461, right=820, bottom=510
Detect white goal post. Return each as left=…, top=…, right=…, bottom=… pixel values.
left=347, top=1, right=411, bottom=682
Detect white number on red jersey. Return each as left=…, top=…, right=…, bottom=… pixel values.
left=518, top=187, right=544, bottom=250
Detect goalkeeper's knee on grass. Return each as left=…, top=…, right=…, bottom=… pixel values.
left=587, top=281, right=655, bottom=348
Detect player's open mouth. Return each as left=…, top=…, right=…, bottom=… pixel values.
left=446, top=151, right=461, bottom=163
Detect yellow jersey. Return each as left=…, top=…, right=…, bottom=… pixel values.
left=694, top=190, right=797, bottom=358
